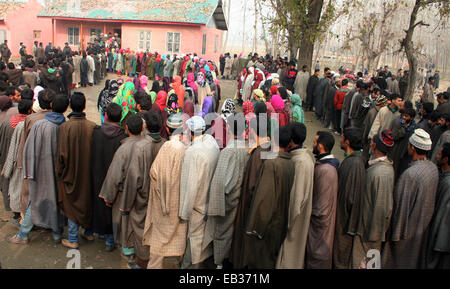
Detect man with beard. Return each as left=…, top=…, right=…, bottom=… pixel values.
left=306, top=131, right=339, bottom=269
left=333, top=127, right=366, bottom=269
left=368, top=94, right=404, bottom=141
left=382, top=129, right=439, bottom=269
left=390, top=108, right=417, bottom=180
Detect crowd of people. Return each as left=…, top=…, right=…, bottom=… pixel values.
left=0, top=42, right=449, bottom=270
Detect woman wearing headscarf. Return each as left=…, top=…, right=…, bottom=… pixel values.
left=140, top=52, right=146, bottom=76
left=162, top=77, right=170, bottom=93
left=212, top=99, right=236, bottom=150
left=133, top=77, right=141, bottom=93
left=150, top=80, right=160, bottom=94
left=200, top=95, right=215, bottom=118
left=278, top=86, right=293, bottom=122
left=291, top=94, right=304, bottom=124
left=171, top=76, right=185, bottom=109
left=135, top=52, right=141, bottom=75
left=139, top=75, right=150, bottom=94
left=197, top=70, right=212, bottom=107
left=158, top=55, right=165, bottom=80
left=242, top=99, right=255, bottom=140
left=115, top=49, right=124, bottom=76
left=97, top=80, right=110, bottom=123
left=164, top=90, right=182, bottom=116
left=270, top=94, right=289, bottom=127
left=186, top=72, right=198, bottom=103
left=154, top=90, right=167, bottom=111
left=183, top=101, right=195, bottom=118
left=146, top=53, right=155, bottom=80
left=150, top=90, right=169, bottom=139
left=112, top=81, right=136, bottom=125
left=154, top=54, right=161, bottom=80
left=252, top=69, right=265, bottom=90
left=242, top=67, right=255, bottom=102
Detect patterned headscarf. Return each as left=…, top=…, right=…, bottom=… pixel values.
left=197, top=71, right=207, bottom=87
left=113, top=81, right=136, bottom=122
left=165, top=90, right=181, bottom=115
left=220, top=99, right=236, bottom=122
left=205, top=71, right=214, bottom=85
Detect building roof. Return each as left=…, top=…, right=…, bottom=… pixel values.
left=38, top=0, right=227, bottom=30
left=0, top=1, right=26, bottom=21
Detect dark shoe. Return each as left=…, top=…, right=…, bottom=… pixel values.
left=7, top=235, right=29, bottom=244
left=105, top=244, right=115, bottom=252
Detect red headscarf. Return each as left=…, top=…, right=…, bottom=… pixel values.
left=155, top=91, right=167, bottom=110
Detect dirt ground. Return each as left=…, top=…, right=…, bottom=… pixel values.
left=0, top=73, right=448, bottom=269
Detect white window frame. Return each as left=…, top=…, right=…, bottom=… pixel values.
left=166, top=32, right=181, bottom=53
left=138, top=30, right=151, bottom=51
left=67, top=27, right=80, bottom=46
left=0, top=30, right=6, bottom=44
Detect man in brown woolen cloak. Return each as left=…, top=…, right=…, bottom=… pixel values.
left=244, top=126, right=295, bottom=269
left=56, top=92, right=96, bottom=249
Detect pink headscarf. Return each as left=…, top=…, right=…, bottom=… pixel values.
left=270, top=94, right=285, bottom=111
left=139, top=75, right=148, bottom=92
left=187, top=73, right=198, bottom=95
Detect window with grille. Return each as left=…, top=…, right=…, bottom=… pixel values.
left=167, top=32, right=180, bottom=53
left=138, top=31, right=151, bottom=51
left=215, top=35, right=218, bottom=53
left=68, top=27, right=80, bottom=45
left=202, top=34, right=207, bottom=54
left=33, top=30, right=41, bottom=39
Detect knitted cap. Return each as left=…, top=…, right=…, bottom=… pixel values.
left=187, top=116, right=205, bottom=132
left=166, top=113, right=183, bottom=129
left=376, top=95, right=388, bottom=106
left=409, top=128, right=432, bottom=151
left=374, top=129, right=394, bottom=153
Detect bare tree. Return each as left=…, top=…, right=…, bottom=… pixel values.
left=400, top=0, right=449, bottom=101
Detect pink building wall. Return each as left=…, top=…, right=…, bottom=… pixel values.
left=0, top=0, right=52, bottom=58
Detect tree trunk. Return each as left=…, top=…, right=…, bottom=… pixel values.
left=403, top=0, right=422, bottom=102
left=353, top=46, right=362, bottom=71
left=297, top=0, right=324, bottom=71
